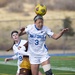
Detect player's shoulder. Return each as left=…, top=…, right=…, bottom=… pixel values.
left=43, top=25, right=52, bottom=30
left=43, top=25, right=47, bottom=28
left=26, top=24, right=34, bottom=28
left=25, top=24, right=34, bottom=31
left=12, top=45, right=16, bottom=52
left=13, top=44, right=15, bottom=48
left=43, top=25, right=49, bottom=30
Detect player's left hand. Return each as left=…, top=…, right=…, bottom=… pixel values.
left=62, top=28, right=69, bottom=32
left=64, top=28, right=69, bottom=31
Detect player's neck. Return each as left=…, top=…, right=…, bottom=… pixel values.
left=15, top=39, right=21, bottom=44
left=35, top=25, right=43, bottom=30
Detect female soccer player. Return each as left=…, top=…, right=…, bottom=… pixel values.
left=19, top=15, right=69, bottom=75
left=5, top=30, right=42, bottom=75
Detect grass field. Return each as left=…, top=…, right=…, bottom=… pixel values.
left=0, top=56, right=75, bottom=75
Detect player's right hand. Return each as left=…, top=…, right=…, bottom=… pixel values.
left=20, top=27, right=25, bottom=32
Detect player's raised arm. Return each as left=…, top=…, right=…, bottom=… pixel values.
left=19, top=27, right=26, bottom=36
left=51, top=28, right=69, bottom=40
left=5, top=55, right=18, bottom=62
left=18, top=49, right=29, bottom=56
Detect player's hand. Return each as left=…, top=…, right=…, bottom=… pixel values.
left=20, top=27, right=25, bottom=32
left=18, top=46, right=26, bottom=51
left=60, top=28, right=69, bottom=35
left=5, top=58, right=9, bottom=62
left=62, top=28, right=69, bottom=33
left=18, top=46, right=21, bottom=50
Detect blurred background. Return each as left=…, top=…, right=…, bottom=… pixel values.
left=0, top=0, right=75, bottom=55
left=0, top=0, right=75, bottom=75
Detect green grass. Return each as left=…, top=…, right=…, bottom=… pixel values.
left=0, top=56, right=75, bottom=75
left=51, top=56, right=75, bottom=75
left=51, top=56, right=75, bottom=68
left=0, top=64, right=17, bottom=75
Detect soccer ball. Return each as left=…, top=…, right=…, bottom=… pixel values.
left=35, top=4, right=47, bottom=16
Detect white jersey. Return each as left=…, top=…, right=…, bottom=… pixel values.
left=12, top=39, right=28, bottom=67
left=25, top=24, right=54, bottom=57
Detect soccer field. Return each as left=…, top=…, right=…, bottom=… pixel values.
left=0, top=56, right=75, bottom=75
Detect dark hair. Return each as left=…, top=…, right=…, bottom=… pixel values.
left=34, top=15, right=43, bottom=22
left=11, top=30, right=18, bottom=37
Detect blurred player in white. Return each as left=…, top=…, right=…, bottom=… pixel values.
left=5, top=30, right=42, bottom=75
left=19, top=15, right=69, bottom=75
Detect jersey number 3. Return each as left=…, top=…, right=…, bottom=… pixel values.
left=35, top=40, right=39, bottom=45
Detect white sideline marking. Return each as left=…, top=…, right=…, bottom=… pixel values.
left=0, top=61, right=75, bottom=72
left=52, top=66, right=75, bottom=72
left=40, top=66, right=75, bottom=72
left=0, top=61, right=17, bottom=66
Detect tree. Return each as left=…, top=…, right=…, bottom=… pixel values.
left=62, top=17, right=74, bottom=51
left=63, top=17, right=74, bottom=37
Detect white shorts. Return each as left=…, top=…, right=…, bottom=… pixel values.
left=29, top=54, right=50, bottom=64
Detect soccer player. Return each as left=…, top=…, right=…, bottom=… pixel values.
left=5, top=30, right=42, bottom=75
left=19, top=15, right=69, bottom=75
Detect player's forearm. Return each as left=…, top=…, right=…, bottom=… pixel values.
left=18, top=50, right=29, bottom=56
left=19, top=31, right=26, bottom=36
left=8, top=58, right=13, bottom=61
left=56, top=31, right=64, bottom=39
left=19, top=31, right=23, bottom=36
left=5, top=58, right=13, bottom=62
left=19, top=27, right=26, bottom=36
left=52, top=30, right=64, bottom=40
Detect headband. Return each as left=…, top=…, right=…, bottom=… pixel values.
left=34, top=15, right=43, bottom=21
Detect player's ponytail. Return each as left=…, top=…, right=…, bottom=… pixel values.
left=6, top=41, right=15, bottom=51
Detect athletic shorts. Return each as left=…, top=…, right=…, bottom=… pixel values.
left=29, top=54, right=50, bottom=64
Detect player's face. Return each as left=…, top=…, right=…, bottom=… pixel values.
left=35, top=19, right=43, bottom=29
left=11, top=33, right=19, bottom=41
